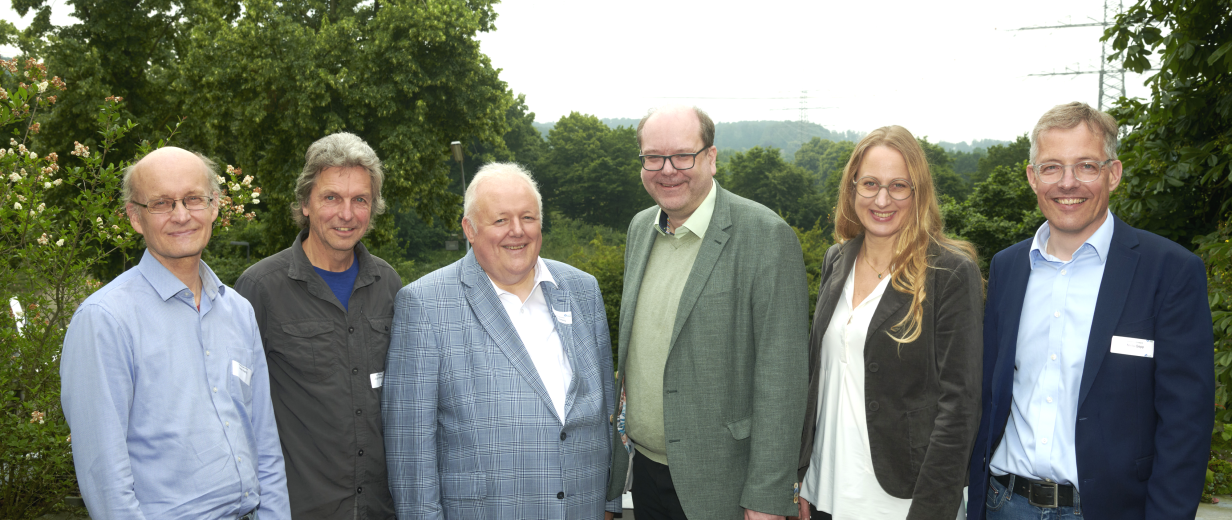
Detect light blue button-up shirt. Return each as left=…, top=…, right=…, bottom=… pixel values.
left=61, top=250, right=290, bottom=520
left=989, top=211, right=1115, bottom=489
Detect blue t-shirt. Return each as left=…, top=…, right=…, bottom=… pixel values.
left=313, top=256, right=359, bottom=310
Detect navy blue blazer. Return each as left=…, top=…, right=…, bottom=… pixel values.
left=968, top=215, right=1214, bottom=519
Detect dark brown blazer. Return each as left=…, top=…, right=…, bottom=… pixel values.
left=796, top=235, right=983, bottom=519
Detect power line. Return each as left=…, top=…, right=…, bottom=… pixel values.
left=1018, top=0, right=1127, bottom=110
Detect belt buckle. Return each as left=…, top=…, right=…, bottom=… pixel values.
left=1027, top=479, right=1059, bottom=508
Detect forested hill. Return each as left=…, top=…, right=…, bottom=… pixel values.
left=532, top=119, right=1006, bottom=156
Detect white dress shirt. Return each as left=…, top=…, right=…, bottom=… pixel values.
left=491, top=257, right=573, bottom=423
left=802, top=267, right=912, bottom=519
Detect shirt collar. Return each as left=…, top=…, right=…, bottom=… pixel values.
left=489, top=256, right=557, bottom=299
left=1029, top=209, right=1115, bottom=267
left=654, top=179, right=718, bottom=238
left=135, top=249, right=225, bottom=302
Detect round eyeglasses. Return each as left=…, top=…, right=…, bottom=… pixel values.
left=853, top=177, right=914, bottom=200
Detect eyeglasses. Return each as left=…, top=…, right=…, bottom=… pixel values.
left=853, top=176, right=914, bottom=200
left=131, top=195, right=214, bottom=214
left=1030, top=160, right=1112, bottom=184
left=639, top=147, right=708, bottom=171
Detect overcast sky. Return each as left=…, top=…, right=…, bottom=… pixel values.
left=4, top=0, right=1154, bottom=144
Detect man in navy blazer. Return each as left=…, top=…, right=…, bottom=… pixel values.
left=969, top=102, right=1214, bottom=520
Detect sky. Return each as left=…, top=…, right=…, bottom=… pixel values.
left=3, top=0, right=1155, bottom=144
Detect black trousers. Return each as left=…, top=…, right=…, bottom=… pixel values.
left=631, top=449, right=689, bottom=520
left=808, top=503, right=833, bottom=519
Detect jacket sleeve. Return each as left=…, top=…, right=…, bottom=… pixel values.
left=967, top=255, right=1002, bottom=520
left=1145, top=252, right=1214, bottom=519
left=383, top=285, right=446, bottom=520
left=906, top=253, right=984, bottom=520
left=741, top=220, right=810, bottom=516
left=592, top=279, right=623, bottom=514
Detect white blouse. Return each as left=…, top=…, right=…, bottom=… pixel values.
left=800, top=266, right=912, bottom=519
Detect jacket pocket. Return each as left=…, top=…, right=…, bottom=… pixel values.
left=441, top=471, right=489, bottom=501
left=726, top=416, right=752, bottom=440
left=278, top=320, right=334, bottom=383
left=906, top=404, right=937, bottom=474
left=1135, top=454, right=1154, bottom=481
left=367, top=315, right=393, bottom=374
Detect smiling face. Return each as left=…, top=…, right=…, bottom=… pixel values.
left=301, top=165, right=373, bottom=269
left=127, top=148, right=219, bottom=270
left=638, top=107, right=716, bottom=225
left=1028, top=123, right=1122, bottom=253
left=854, top=145, right=914, bottom=242
left=463, top=174, right=543, bottom=290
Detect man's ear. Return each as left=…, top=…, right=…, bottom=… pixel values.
left=127, top=202, right=145, bottom=236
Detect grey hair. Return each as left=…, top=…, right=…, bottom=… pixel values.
left=462, top=162, right=543, bottom=227
left=1029, top=102, right=1119, bottom=164
left=636, top=105, right=715, bottom=150
left=122, top=150, right=219, bottom=205
left=291, top=132, right=385, bottom=229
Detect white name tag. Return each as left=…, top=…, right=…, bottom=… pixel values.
left=370, top=372, right=384, bottom=389
left=232, top=360, right=253, bottom=385
left=1110, top=335, right=1155, bottom=358
left=553, top=309, right=572, bottom=324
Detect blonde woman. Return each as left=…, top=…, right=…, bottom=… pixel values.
left=796, top=126, right=983, bottom=520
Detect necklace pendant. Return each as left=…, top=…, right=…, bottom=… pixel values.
left=877, top=273, right=883, bottom=279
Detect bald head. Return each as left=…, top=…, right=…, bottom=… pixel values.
left=636, top=105, right=715, bottom=151
left=122, top=147, right=219, bottom=207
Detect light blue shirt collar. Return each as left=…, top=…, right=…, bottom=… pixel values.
left=135, top=249, right=224, bottom=302
left=1029, top=210, right=1115, bottom=267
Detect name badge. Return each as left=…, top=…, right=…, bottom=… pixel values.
left=370, top=371, right=384, bottom=389
left=1110, top=335, right=1154, bottom=358
left=232, top=360, right=253, bottom=385
left=553, top=309, right=572, bottom=324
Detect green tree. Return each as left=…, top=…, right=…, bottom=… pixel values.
left=974, top=135, right=1030, bottom=186
left=725, top=146, right=822, bottom=228
left=942, top=162, right=1043, bottom=272
left=951, top=148, right=985, bottom=180
left=919, top=137, right=969, bottom=202
left=537, top=112, right=649, bottom=230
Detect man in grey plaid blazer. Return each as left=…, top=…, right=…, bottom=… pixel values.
left=383, top=163, right=620, bottom=519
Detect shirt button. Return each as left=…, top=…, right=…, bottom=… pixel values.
left=1047, top=396, right=1053, bottom=403
left=237, top=457, right=242, bottom=462
left=868, top=401, right=879, bottom=411
left=560, top=432, right=567, bottom=441
left=205, top=350, right=210, bottom=356
left=1061, top=269, right=1067, bottom=275
left=355, top=409, right=362, bottom=416
left=357, top=487, right=363, bottom=494
left=358, top=449, right=364, bottom=456
left=868, top=362, right=879, bottom=373
left=557, top=492, right=564, bottom=499
left=1042, top=438, right=1049, bottom=444
left=1053, top=311, right=1061, bottom=318
left=349, top=326, right=355, bottom=333
left=226, top=421, right=230, bottom=426
left=1051, top=354, right=1058, bottom=361
left=352, top=368, right=359, bottom=375
left=213, top=387, right=217, bottom=393
left=245, top=492, right=249, bottom=497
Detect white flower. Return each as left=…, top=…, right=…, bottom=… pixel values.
left=37, top=81, right=48, bottom=93
left=37, top=233, right=48, bottom=245
left=251, top=198, right=260, bottom=205
left=13, top=202, right=21, bottom=210
left=111, top=224, right=119, bottom=231
left=230, top=183, right=241, bottom=192
left=242, top=175, right=253, bottom=185
left=36, top=203, right=44, bottom=213
left=16, top=194, right=25, bottom=202
left=43, top=182, right=51, bottom=189
left=216, top=175, right=226, bottom=184
left=0, top=148, right=6, bottom=157
left=55, top=238, right=64, bottom=247
left=52, top=179, right=62, bottom=186
left=7, top=138, right=14, bottom=146
left=7, top=173, right=18, bottom=182
left=29, top=151, right=36, bottom=159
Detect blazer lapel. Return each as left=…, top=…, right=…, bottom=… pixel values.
left=618, top=212, right=657, bottom=374
left=813, top=237, right=861, bottom=334
left=541, top=267, right=579, bottom=424
left=460, top=252, right=558, bottom=420
left=994, top=243, right=1033, bottom=406
left=670, top=188, right=732, bottom=349
left=1077, top=217, right=1140, bottom=411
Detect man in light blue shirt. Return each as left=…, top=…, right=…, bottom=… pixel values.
left=970, top=102, right=1214, bottom=520
left=61, top=147, right=290, bottom=520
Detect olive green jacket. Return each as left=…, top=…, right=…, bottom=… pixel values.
left=606, top=185, right=810, bottom=519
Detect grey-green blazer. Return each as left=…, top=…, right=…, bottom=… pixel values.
left=606, top=184, right=810, bottom=519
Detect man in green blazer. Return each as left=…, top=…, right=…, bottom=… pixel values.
left=606, top=105, right=810, bottom=520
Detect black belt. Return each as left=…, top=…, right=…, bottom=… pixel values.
left=238, top=509, right=258, bottom=520
left=994, top=473, right=1076, bottom=508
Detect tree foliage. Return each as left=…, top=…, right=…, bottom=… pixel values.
left=536, top=112, right=650, bottom=231
left=942, top=163, right=1043, bottom=272
left=724, top=146, right=824, bottom=229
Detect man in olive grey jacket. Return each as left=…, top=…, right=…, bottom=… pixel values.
left=607, top=105, right=810, bottom=520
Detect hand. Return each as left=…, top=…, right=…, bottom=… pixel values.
left=744, top=508, right=786, bottom=520
left=604, top=512, right=615, bottom=520
left=797, top=497, right=811, bottom=520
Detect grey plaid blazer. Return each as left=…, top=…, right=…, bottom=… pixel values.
left=383, top=252, right=618, bottom=519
